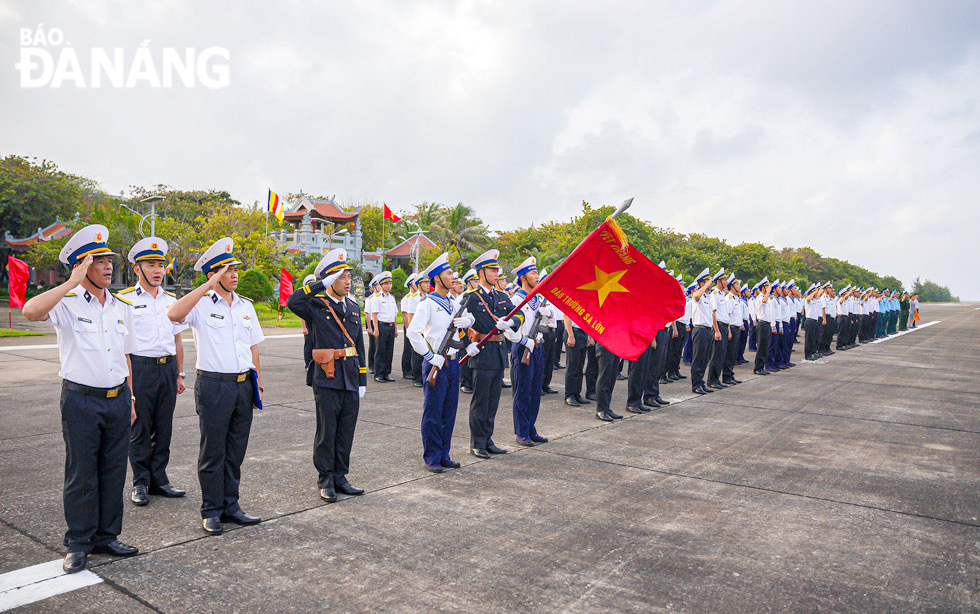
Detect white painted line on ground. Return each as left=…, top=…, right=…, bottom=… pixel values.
left=0, top=332, right=307, bottom=352
left=871, top=320, right=940, bottom=343
left=0, top=560, right=102, bottom=612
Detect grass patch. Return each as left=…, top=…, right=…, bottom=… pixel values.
left=0, top=329, right=46, bottom=337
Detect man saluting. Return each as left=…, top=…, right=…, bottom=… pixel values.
left=22, top=225, right=139, bottom=573
left=287, top=248, right=367, bottom=502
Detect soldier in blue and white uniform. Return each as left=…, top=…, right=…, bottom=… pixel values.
left=287, top=249, right=367, bottom=502
left=507, top=257, right=552, bottom=445
left=407, top=253, right=478, bottom=472
left=167, top=238, right=264, bottom=535
left=22, top=225, right=139, bottom=573
left=121, top=237, right=188, bottom=506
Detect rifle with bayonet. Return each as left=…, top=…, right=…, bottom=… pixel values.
left=426, top=302, right=469, bottom=385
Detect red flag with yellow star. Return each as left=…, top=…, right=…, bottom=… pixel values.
left=537, top=217, right=685, bottom=360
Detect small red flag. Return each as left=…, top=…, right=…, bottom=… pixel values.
left=7, top=256, right=30, bottom=309
left=278, top=268, right=295, bottom=307
left=383, top=203, right=401, bottom=223
left=537, top=218, right=685, bottom=360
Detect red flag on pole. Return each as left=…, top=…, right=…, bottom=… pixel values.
left=383, top=203, right=401, bottom=223
left=278, top=268, right=295, bottom=308
left=7, top=256, right=30, bottom=309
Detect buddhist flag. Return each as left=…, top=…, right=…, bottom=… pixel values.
left=536, top=217, right=685, bottom=360
left=268, top=189, right=284, bottom=223
left=278, top=268, right=294, bottom=308
left=165, top=259, right=174, bottom=275
left=383, top=203, right=401, bottom=223
left=6, top=256, right=30, bottom=310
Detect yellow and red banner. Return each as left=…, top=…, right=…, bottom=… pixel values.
left=268, top=189, right=284, bottom=223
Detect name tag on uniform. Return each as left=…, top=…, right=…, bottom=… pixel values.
left=210, top=313, right=224, bottom=320
left=77, top=317, right=92, bottom=323
left=134, top=304, right=148, bottom=310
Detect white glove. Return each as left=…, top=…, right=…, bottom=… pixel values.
left=539, top=306, right=553, bottom=319
left=548, top=321, right=558, bottom=329
left=453, top=310, right=475, bottom=329
left=428, top=354, right=445, bottom=369
left=495, top=317, right=516, bottom=331
left=535, top=333, right=544, bottom=344
left=503, top=328, right=522, bottom=343
left=358, top=386, right=366, bottom=399
left=466, top=342, right=480, bottom=357
left=521, top=336, right=535, bottom=351
left=447, top=348, right=459, bottom=359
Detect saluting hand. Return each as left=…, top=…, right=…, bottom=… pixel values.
left=206, top=265, right=232, bottom=289
left=68, top=255, right=94, bottom=286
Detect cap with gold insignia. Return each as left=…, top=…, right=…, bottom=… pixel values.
left=376, top=271, right=393, bottom=285
left=695, top=267, right=711, bottom=283
left=726, top=272, right=737, bottom=288
left=194, top=237, right=242, bottom=274
left=314, top=248, right=351, bottom=286
left=404, top=272, right=417, bottom=288
left=128, top=236, right=169, bottom=264
left=711, top=267, right=726, bottom=283
left=59, top=224, right=117, bottom=265
left=302, top=274, right=316, bottom=287
left=471, top=249, right=500, bottom=272
left=462, top=269, right=476, bottom=284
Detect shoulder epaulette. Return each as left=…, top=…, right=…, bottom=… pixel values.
left=112, top=292, right=133, bottom=306
left=463, top=288, right=476, bottom=295
left=240, top=295, right=253, bottom=302
left=118, top=287, right=136, bottom=294
left=65, top=292, right=77, bottom=297
left=165, top=290, right=176, bottom=297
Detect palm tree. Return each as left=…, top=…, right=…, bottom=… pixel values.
left=428, top=203, right=489, bottom=265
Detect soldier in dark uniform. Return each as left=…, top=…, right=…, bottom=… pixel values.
left=287, top=248, right=367, bottom=502
left=461, top=250, right=519, bottom=458
left=459, top=269, right=479, bottom=394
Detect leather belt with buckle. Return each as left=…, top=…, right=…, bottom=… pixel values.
left=196, top=369, right=250, bottom=383
left=131, top=354, right=175, bottom=365
left=62, top=380, right=127, bottom=398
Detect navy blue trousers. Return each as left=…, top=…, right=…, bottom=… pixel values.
left=511, top=343, right=544, bottom=440
left=421, top=358, right=460, bottom=467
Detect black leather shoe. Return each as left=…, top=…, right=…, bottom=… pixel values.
left=426, top=464, right=445, bottom=473
left=221, top=510, right=261, bottom=525
left=149, top=484, right=185, bottom=498
left=374, top=377, right=385, bottom=383
left=565, top=396, right=581, bottom=407
left=440, top=459, right=461, bottom=469
left=675, top=373, right=687, bottom=379
left=653, top=396, right=669, bottom=406
left=574, top=394, right=591, bottom=405
left=609, top=410, right=624, bottom=419
left=542, top=387, right=558, bottom=394
left=585, top=392, right=597, bottom=401
left=203, top=517, right=223, bottom=535
left=92, top=540, right=139, bottom=557
left=693, top=386, right=709, bottom=395
left=461, top=386, right=473, bottom=394
left=486, top=444, right=507, bottom=455
left=131, top=485, right=149, bottom=506
left=515, top=437, right=535, bottom=447
left=530, top=434, right=548, bottom=443
left=335, top=481, right=365, bottom=495
left=615, top=373, right=628, bottom=381
left=384, top=376, right=396, bottom=382
left=471, top=448, right=490, bottom=459
left=643, top=397, right=662, bottom=408
left=707, top=382, right=727, bottom=389
left=596, top=410, right=615, bottom=422
left=659, top=377, right=670, bottom=385
left=626, top=405, right=645, bottom=414
left=413, top=381, right=424, bottom=387
left=63, top=551, right=86, bottom=573
left=320, top=486, right=337, bottom=502
left=722, top=379, right=739, bottom=386
left=696, top=385, right=714, bottom=394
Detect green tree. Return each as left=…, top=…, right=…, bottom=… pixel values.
left=237, top=268, right=274, bottom=301
left=0, top=155, right=93, bottom=238
left=391, top=268, right=408, bottom=302
left=911, top=278, right=958, bottom=302
left=428, top=203, right=488, bottom=267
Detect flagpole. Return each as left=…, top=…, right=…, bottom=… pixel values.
left=461, top=197, right=633, bottom=365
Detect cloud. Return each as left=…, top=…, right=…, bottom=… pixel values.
left=1, top=1, right=978, bottom=298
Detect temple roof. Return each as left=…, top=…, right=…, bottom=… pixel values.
left=386, top=233, right=437, bottom=258
left=284, top=196, right=359, bottom=224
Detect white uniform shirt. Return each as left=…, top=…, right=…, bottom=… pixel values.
left=400, top=291, right=420, bottom=317
left=682, top=296, right=693, bottom=325
left=375, top=292, right=398, bottom=323
left=406, top=292, right=458, bottom=359
left=711, top=290, right=729, bottom=325
left=48, top=288, right=131, bottom=388
left=121, top=284, right=188, bottom=357
left=825, top=296, right=838, bottom=317
left=691, top=291, right=714, bottom=327
left=180, top=290, right=264, bottom=373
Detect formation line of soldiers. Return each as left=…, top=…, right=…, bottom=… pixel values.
left=22, top=226, right=910, bottom=575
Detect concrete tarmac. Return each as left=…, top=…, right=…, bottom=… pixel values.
left=0, top=304, right=977, bottom=612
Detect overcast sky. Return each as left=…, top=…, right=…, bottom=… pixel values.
left=2, top=1, right=977, bottom=298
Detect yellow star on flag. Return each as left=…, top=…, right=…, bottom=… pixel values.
left=577, top=266, right=629, bottom=307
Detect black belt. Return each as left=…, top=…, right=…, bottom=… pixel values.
left=63, top=380, right=127, bottom=398
left=196, top=369, right=250, bottom=383
left=379, top=321, right=396, bottom=327
left=694, top=325, right=711, bottom=330
left=131, top=354, right=175, bottom=365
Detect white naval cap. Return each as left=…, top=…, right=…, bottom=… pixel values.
left=462, top=269, right=476, bottom=283
left=376, top=271, right=393, bottom=284
left=404, top=272, right=417, bottom=288
left=59, top=224, right=117, bottom=265
left=421, top=252, right=452, bottom=283
left=511, top=256, right=537, bottom=279
left=658, top=260, right=666, bottom=269
left=726, top=272, right=737, bottom=287
left=695, top=267, right=711, bottom=283
left=471, top=249, right=500, bottom=271
left=314, top=248, right=351, bottom=285
left=194, top=237, right=242, bottom=274
left=128, top=236, right=168, bottom=264
left=302, top=274, right=316, bottom=287
left=711, top=267, right=726, bottom=283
